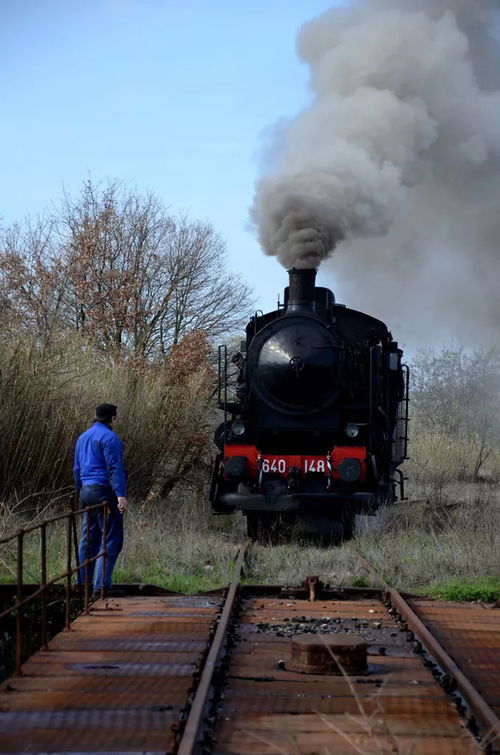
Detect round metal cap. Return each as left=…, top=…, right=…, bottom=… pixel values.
left=287, top=634, right=368, bottom=675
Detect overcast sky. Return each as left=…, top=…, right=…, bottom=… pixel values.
left=1, top=0, right=345, bottom=316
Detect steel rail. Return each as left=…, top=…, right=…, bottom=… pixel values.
left=177, top=541, right=250, bottom=755
left=353, top=549, right=500, bottom=747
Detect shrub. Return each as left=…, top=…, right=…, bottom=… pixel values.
left=0, top=330, right=214, bottom=505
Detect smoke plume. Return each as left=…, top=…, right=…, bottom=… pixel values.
left=251, top=0, right=500, bottom=342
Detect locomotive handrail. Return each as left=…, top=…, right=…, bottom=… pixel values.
left=368, top=345, right=380, bottom=426
left=253, top=309, right=264, bottom=336
left=223, top=345, right=228, bottom=431
left=401, top=363, right=410, bottom=459
left=217, top=344, right=226, bottom=409
left=0, top=499, right=109, bottom=675
left=394, top=468, right=407, bottom=501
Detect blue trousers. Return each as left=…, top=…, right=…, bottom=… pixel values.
left=77, top=485, right=124, bottom=590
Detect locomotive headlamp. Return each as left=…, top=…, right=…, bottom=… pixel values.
left=346, top=424, right=359, bottom=438
left=224, top=456, right=248, bottom=479
left=231, top=420, right=245, bottom=437
left=338, top=458, right=362, bottom=482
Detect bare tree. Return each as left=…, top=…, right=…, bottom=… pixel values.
left=411, top=347, right=500, bottom=481
left=0, top=217, right=67, bottom=342
left=0, top=179, right=254, bottom=360
left=57, top=179, right=253, bottom=359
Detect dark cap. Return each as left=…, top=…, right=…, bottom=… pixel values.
left=95, top=403, right=117, bottom=422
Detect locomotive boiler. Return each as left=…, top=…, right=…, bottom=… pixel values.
left=210, top=268, right=409, bottom=540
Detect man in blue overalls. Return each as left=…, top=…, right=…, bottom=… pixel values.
left=74, top=403, right=127, bottom=595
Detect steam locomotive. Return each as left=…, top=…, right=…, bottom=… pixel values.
left=210, top=268, right=409, bottom=541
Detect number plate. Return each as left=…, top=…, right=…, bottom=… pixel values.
left=261, top=457, right=327, bottom=474
left=261, top=458, right=288, bottom=474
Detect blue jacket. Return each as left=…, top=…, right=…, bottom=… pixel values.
left=73, top=421, right=127, bottom=497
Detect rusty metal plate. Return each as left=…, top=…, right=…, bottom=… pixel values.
left=213, top=596, right=479, bottom=754
left=48, top=635, right=207, bottom=652
left=410, top=599, right=500, bottom=718
left=220, top=694, right=458, bottom=716
left=1, top=587, right=494, bottom=753
left=225, top=677, right=446, bottom=699
left=1, top=675, right=191, bottom=696
left=214, top=726, right=475, bottom=755
left=0, top=595, right=222, bottom=752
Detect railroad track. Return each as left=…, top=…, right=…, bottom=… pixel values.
left=0, top=541, right=498, bottom=754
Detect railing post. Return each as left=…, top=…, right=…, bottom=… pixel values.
left=84, top=507, right=90, bottom=614
left=65, top=515, right=72, bottom=630
left=70, top=496, right=83, bottom=613
left=100, top=502, right=108, bottom=600
left=40, top=523, right=48, bottom=650
left=16, top=530, right=24, bottom=675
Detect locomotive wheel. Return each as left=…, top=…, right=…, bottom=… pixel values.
left=246, top=512, right=261, bottom=540
left=246, top=511, right=355, bottom=544
left=246, top=512, right=293, bottom=543
left=340, top=511, right=355, bottom=541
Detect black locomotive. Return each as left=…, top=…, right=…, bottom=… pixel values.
left=210, top=268, right=409, bottom=540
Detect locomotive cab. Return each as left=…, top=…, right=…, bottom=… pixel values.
left=210, top=268, right=409, bottom=541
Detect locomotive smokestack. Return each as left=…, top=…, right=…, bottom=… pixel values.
left=286, top=268, right=316, bottom=313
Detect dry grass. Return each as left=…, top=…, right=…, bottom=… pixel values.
left=115, top=483, right=499, bottom=596
left=0, top=331, right=213, bottom=503
left=113, top=494, right=244, bottom=591
left=0, top=490, right=242, bottom=592
left=406, top=429, right=500, bottom=497
left=0, top=508, right=78, bottom=586
left=354, top=486, right=500, bottom=595
left=1, top=481, right=498, bottom=598
left=244, top=540, right=378, bottom=588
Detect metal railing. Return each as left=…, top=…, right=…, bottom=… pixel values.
left=0, top=499, right=110, bottom=675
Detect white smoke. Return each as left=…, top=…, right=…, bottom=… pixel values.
left=251, top=0, right=500, bottom=343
